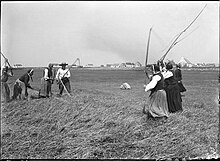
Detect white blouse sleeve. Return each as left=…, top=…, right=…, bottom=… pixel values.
left=65, top=70, right=71, bottom=78
left=55, top=68, right=61, bottom=80
left=145, top=75, right=161, bottom=92
left=44, top=69, right=49, bottom=80
left=162, top=70, right=173, bottom=79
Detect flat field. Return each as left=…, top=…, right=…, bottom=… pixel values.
left=1, top=68, right=219, bottom=159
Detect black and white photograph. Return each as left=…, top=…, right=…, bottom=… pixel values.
left=1, top=1, right=219, bottom=159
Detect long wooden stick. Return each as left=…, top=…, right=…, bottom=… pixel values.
left=1, top=52, right=12, bottom=68
left=62, top=58, right=80, bottom=78
left=144, top=27, right=153, bottom=84
left=57, top=72, right=71, bottom=97
left=159, top=4, right=207, bottom=62
left=143, top=28, right=152, bottom=115
left=60, top=79, right=71, bottom=97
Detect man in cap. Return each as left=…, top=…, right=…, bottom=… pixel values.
left=55, top=62, right=71, bottom=96
left=39, top=63, right=54, bottom=98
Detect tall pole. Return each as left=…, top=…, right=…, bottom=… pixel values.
left=159, top=4, right=207, bottom=62
left=1, top=52, right=12, bottom=68
left=144, top=27, right=152, bottom=84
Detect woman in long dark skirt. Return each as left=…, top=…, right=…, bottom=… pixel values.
left=163, top=63, right=183, bottom=113
left=143, top=64, right=169, bottom=119
left=174, top=64, right=186, bottom=93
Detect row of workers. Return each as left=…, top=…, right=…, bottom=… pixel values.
left=1, top=62, right=71, bottom=102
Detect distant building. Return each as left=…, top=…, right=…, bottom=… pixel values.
left=106, top=62, right=142, bottom=68
left=177, top=57, right=194, bottom=67
left=195, top=63, right=205, bottom=67
left=106, top=63, right=120, bottom=68
left=106, top=64, right=111, bottom=67
left=195, top=63, right=216, bottom=67
left=14, top=64, right=22, bottom=68
left=205, top=63, right=215, bottom=67
left=119, top=63, right=126, bottom=68
left=135, top=61, right=142, bottom=67
left=125, top=62, right=135, bottom=68
left=85, top=64, right=93, bottom=67
left=111, top=63, right=120, bottom=68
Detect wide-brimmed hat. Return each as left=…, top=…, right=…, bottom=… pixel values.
left=59, top=62, right=68, bottom=66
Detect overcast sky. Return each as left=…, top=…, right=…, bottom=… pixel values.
left=1, top=1, right=219, bottom=67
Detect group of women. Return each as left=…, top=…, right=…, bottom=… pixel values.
left=143, top=62, right=186, bottom=120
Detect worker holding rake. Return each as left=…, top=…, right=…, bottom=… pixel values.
left=1, top=53, right=14, bottom=103
left=1, top=63, right=13, bottom=103
left=55, top=62, right=71, bottom=96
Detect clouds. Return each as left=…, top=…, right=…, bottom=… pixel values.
left=1, top=1, right=219, bottom=67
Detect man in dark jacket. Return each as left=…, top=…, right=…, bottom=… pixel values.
left=39, top=63, right=54, bottom=98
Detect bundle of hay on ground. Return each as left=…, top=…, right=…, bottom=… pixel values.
left=120, top=82, right=131, bottom=90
